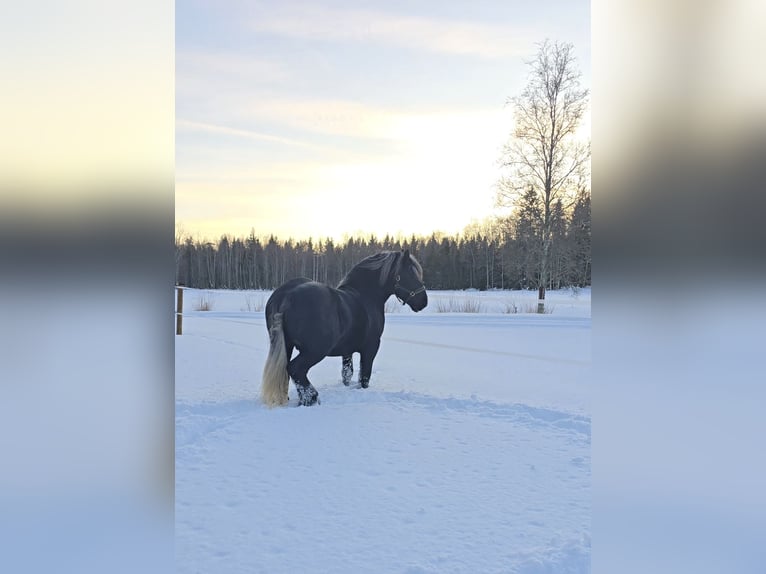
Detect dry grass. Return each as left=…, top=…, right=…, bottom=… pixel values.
left=502, top=301, right=519, bottom=314
left=568, top=285, right=581, bottom=298
left=242, top=293, right=266, bottom=313
left=435, top=297, right=483, bottom=313
left=194, top=292, right=215, bottom=311
left=501, top=300, right=555, bottom=314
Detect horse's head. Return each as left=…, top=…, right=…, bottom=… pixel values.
left=393, top=249, right=428, bottom=312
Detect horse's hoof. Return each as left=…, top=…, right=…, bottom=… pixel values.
left=360, top=380, right=369, bottom=389
left=297, top=388, right=320, bottom=406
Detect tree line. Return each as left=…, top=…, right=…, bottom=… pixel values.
left=175, top=188, right=589, bottom=291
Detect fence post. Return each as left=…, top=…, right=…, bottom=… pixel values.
left=176, top=287, right=183, bottom=335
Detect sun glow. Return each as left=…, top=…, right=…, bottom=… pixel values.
left=176, top=108, right=514, bottom=242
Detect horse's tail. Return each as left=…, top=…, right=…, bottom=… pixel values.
left=261, top=312, right=289, bottom=407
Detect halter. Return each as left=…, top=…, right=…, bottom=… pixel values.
left=393, top=274, right=426, bottom=305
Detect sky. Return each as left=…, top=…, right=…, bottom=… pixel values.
left=176, top=0, right=590, bottom=242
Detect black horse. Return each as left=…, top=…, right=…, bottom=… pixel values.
left=261, top=250, right=427, bottom=407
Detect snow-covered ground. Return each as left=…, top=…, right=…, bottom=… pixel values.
left=176, top=287, right=591, bottom=573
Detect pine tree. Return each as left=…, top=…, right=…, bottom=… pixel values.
left=568, top=188, right=591, bottom=286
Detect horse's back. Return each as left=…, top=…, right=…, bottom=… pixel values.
left=266, top=279, right=361, bottom=354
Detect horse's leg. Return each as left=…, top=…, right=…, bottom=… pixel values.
left=358, top=339, right=381, bottom=389
left=287, top=352, right=323, bottom=406
left=341, top=355, right=353, bottom=386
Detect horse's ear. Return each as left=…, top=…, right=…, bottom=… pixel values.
left=403, top=249, right=410, bottom=259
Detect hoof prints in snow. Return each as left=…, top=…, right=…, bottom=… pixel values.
left=176, top=389, right=590, bottom=574
left=176, top=390, right=590, bottom=450
left=357, top=390, right=590, bottom=438
left=176, top=400, right=255, bottom=449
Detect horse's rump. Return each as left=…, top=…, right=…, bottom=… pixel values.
left=265, top=277, right=312, bottom=332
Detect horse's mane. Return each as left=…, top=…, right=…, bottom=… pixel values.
left=409, top=254, right=423, bottom=281
left=338, top=251, right=422, bottom=289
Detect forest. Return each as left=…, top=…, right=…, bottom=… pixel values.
left=175, top=189, right=590, bottom=292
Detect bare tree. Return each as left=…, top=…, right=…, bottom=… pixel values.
left=175, top=223, right=187, bottom=284
left=498, top=39, right=590, bottom=312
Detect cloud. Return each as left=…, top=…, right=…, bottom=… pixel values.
left=175, top=50, right=292, bottom=94
left=177, top=118, right=324, bottom=149
left=179, top=97, right=414, bottom=159
left=176, top=51, right=406, bottom=143
left=251, top=5, right=533, bottom=59
left=243, top=98, right=402, bottom=140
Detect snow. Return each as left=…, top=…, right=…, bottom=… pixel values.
left=176, top=288, right=591, bottom=573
